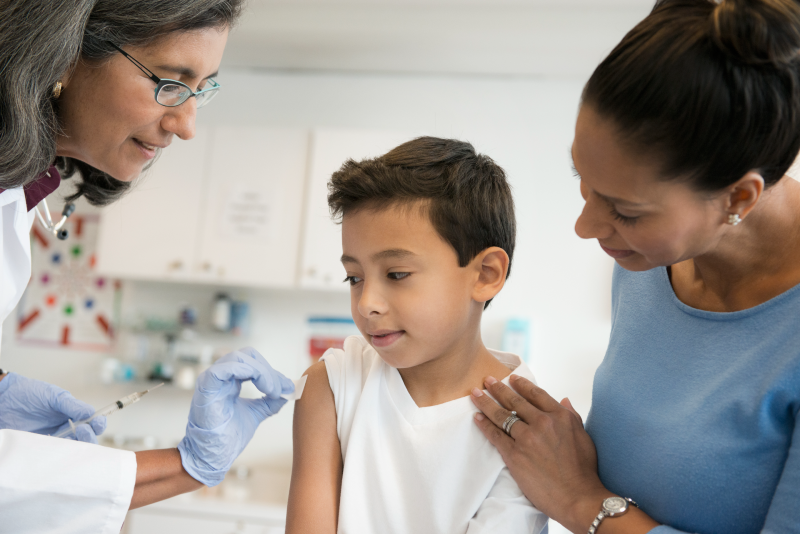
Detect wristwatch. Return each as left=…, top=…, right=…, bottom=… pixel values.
left=587, top=496, right=639, bottom=534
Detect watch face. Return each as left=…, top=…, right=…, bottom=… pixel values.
left=603, top=497, right=628, bottom=514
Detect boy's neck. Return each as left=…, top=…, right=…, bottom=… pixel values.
left=397, top=329, right=512, bottom=408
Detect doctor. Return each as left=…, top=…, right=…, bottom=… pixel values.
left=0, top=1, right=293, bottom=532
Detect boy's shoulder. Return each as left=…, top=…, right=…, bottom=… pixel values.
left=321, top=334, right=376, bottom=366
left=320, top=335, right=383, bottom=396
left=486, top=348, right=538, bottom=385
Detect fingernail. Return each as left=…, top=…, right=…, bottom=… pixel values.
left=475, top=413, right=485, bottom=421
left=485, top=376, right=498, bottom=386
left=509, top=374, right=519, bottom=382
left=471, top=387, right=483, bottom=397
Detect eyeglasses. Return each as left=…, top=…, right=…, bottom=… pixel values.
left=107, top=42, right=221, bottom=108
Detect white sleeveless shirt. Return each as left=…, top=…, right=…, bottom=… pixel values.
left=322, top=335, right=547, bottom=534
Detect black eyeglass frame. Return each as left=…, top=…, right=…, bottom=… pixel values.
left=107, top=41, right=221, bottom=108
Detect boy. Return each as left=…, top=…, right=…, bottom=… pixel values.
left=286, top=137, right=546, bottom=534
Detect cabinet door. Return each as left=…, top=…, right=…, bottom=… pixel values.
left=299, top=129, right=419, bottom=290
left=126, top=512, right=238, bottom=534
left=96, top=128, right=210, bottom=280
left=195, top=127, right=309, bottom=287
left=126, top=511, right=284, bottom=534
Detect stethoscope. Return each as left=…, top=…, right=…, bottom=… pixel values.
left=34, top=198, right=75, bottom=240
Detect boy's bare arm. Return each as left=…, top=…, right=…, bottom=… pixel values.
left=286, top=361, right=343, bottom=534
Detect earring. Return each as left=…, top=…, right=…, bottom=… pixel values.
left=727, top=213, right=741, bottom=226
left=52, top=81, right=62, bottom=99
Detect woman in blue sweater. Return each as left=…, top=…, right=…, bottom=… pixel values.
left=470, top=0, right=800, bottom=532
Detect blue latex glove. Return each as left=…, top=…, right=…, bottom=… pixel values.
left=0, top=372, right=107, bottom=444
left=178, top=347, right=294, bottom=486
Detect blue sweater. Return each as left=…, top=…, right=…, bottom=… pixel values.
left=585, top=265, right=800, bottom=534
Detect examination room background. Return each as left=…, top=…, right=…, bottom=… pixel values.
left=0, top=2, right=671, bottom=532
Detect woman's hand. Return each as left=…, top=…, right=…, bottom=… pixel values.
left=178, top=347, right=295, bottom=487
left=0, top=372, right=106, bottom=443
left=471, top=374, right=656, bottom=533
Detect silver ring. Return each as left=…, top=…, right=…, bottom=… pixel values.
left=502, top=410, right=522, bottom=436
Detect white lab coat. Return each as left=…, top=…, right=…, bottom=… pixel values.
left=0, top=187, right=136, bottom=534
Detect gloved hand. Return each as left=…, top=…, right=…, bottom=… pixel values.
left=0, top=372, right=106, bottom=444
left=178, top=347, right=294, bottom=486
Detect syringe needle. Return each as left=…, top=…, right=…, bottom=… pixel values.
left=51, top=383, right=166, bottom=439
left=144, top=383, right=165, bottom=394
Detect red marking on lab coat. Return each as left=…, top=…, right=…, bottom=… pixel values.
left=96, top=315, right=112, bottom=337
left=89, top=254, right=97, bottom=268
left=18, top=310, right=40, bottom=332
left=31, top=226, right=49, bottom=248
left=74, top=217, right=83, bottom=237
left=61, top=326, right=70, bottom=345
left=45, top=295, right=57, bottom=307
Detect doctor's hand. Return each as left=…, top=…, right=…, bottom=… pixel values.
left=0, top=372, right=106, bottom=444
left=178, top=347, right=294, bottom=487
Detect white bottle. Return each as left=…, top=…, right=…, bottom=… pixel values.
left=212, top=293, right=232, bottom=332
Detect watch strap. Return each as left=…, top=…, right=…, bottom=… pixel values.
left=587, top=497, right=638, bottom=534
left=588, top=511, right=607, bottom=534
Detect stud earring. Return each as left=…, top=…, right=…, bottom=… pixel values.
left=52, top=81, right=62, bottom=99
left=727, top=213, right=741, bottom=226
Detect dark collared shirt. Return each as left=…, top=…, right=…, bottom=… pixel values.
left=0, top=166, right=61, bottom=211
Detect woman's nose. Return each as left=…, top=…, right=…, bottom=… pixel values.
left=161, top=99, right=197, bottom=141
left=574, top=192, right=614, bottom=241
left=357, top=281, right=388, bottom=318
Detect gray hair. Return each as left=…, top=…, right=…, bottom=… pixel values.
left=0, top=0, right=243, bottom=205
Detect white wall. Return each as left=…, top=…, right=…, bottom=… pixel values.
left=1, top=68, right=615, bottom=467
left=224, top=1, right=652, bottom=78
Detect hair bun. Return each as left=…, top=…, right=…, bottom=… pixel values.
left=711, top=0, right=800, bottom=66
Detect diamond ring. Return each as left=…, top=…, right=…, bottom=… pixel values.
left=502, top=410, right=522, bottom=436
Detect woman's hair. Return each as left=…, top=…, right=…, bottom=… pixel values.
left=0, top=0, right=243, bottom=205
left=582, top=0, right=800, bottom=191
left=327, top=137, right=516, bottom=309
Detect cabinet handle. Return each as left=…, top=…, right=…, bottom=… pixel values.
left=201, top=262, right=212, bottom=272
left=167, top=260, right=183, bottom=271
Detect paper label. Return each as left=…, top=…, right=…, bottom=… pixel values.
left=219, top=184, right=271, bottom=240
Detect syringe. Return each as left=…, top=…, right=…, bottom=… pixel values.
left=53, top=383, right=164, bottom=439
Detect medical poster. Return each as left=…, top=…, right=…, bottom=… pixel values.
left=16, top=214, right=121, bottom=351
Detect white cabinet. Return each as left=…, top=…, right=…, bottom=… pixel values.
left=97, top=126, right=419, bottom=290
left=96, top=127, right=308, bottom=288
left=298, top=129, right=420, bottom=291
left=126, top=512, right=281, bottom=534
left=126, top=512, right=284, bottom=534
left=196, top=127, right=308, bottom=287
left=96, top=128, right=211, bottom=281
left=124, top=500, right=286, bottom=534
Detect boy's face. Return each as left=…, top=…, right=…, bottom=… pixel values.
left=341, top=203, right=483, bottom=369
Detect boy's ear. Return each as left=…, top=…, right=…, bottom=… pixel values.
left=471, top=247, right=509, bottom=305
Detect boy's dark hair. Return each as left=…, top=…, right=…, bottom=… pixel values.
left=328, top=136, right=515, bottom=309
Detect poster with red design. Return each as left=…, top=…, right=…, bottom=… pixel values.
left=16, top=213, right=121, bottom=351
